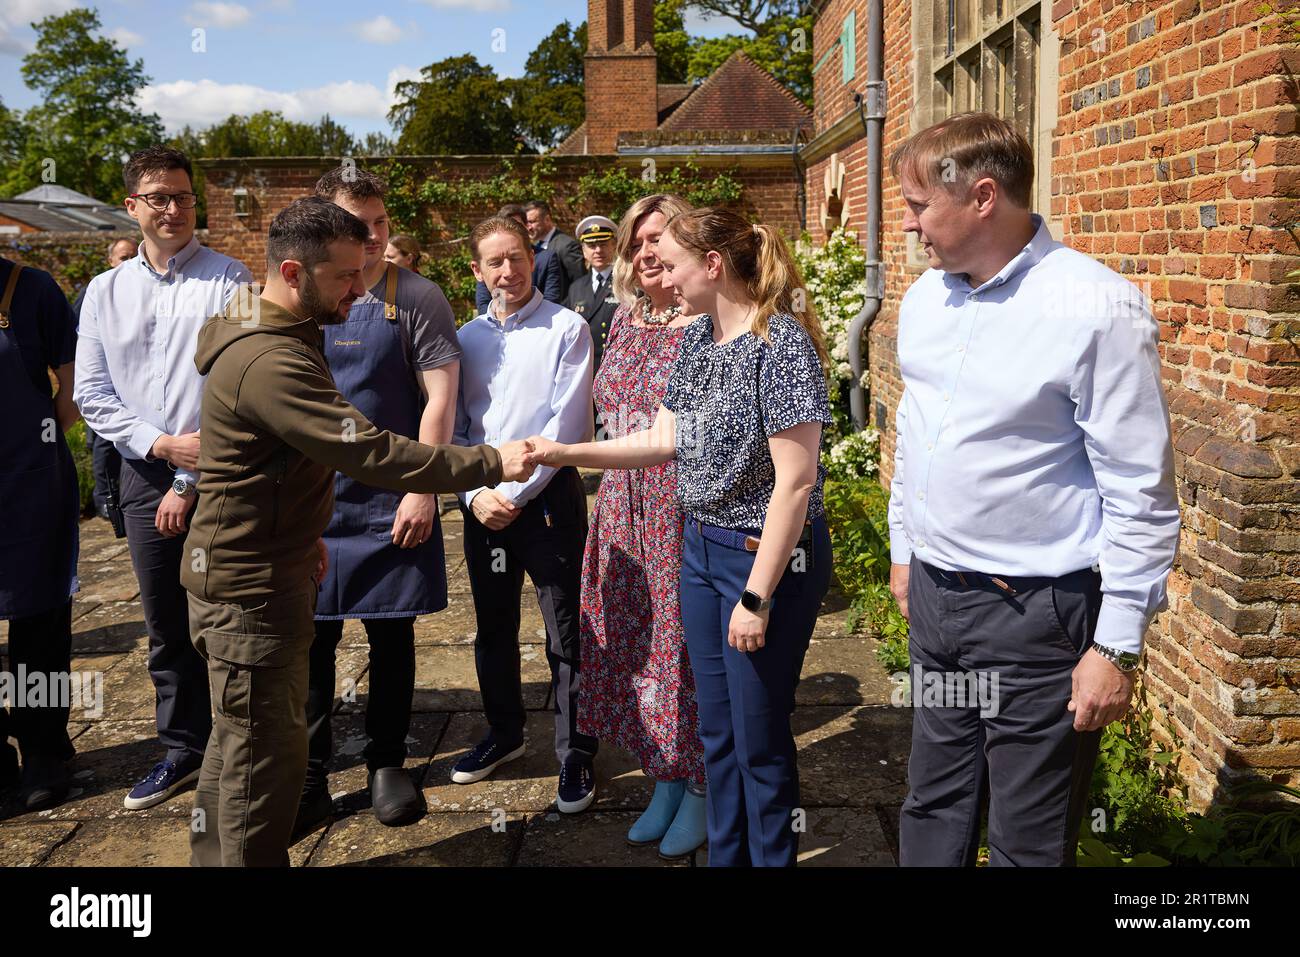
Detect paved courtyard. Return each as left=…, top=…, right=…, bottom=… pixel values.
left=1, top=485, right=907, bottom=866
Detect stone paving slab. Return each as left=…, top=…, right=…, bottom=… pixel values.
left=0, top=720, right=193, bottom=825
left=1, top=512, right=906, bottom=866
left=305, top=811, right=524, bottom=867
left=515, top=811, right=701, bottom=867
left=0, top=821, right=80, bottom=866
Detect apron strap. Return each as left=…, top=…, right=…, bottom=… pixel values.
left=383, top=262, right=398, bottom=322
left=0, top=262, right=23, bottom=329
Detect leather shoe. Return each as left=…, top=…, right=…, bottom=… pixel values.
left=370, top=767, right=424, bottom=827
left=20, top=754, right=71, bottom=812
left=290, top=786, right=334, bottom=845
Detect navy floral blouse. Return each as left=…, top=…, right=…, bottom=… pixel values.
left=662, top=312, right=832, bottom=530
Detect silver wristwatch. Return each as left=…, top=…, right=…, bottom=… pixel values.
left=1091, top=642, right=1141, bottom=672
left=172, top=477, right=195, bottom=498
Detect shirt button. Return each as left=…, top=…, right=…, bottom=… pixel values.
left=917, top=491, right=925, bottom=501
left=942, top=392, right=950, bottom=402
left=956, top=345, right=965, bottom=352
left=926, top=442, right=934, bottom=451
left=917, top=541, right=926, bottom=549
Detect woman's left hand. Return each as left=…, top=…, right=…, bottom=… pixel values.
left=728, top=602, right=769, bottom=653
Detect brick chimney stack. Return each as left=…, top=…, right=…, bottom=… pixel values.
left=583, top=0, right=658, bottom=154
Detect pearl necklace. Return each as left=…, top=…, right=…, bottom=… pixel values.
left=638, top=296, right=683, bottom=326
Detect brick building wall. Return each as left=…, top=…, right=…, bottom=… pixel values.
left=200, top=153, right=808, bottom=279
left=805, top=0, right=1300, bottom=806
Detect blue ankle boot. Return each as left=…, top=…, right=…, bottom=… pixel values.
left=658, top=786, right=707, bottom=859
left=627, top=779, right=686, bottom=845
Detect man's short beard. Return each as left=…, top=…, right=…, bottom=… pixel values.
left=300, top=270, right=349, bottom=325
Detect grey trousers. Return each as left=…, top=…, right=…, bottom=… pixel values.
left=899, top=556, right=1104, bottom=867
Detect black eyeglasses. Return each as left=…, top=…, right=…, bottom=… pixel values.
left=129, top=192, right=199, bottom=210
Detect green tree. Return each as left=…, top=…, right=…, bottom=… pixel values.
left=511, top=20, right=587, bottom=150
left=389, top=55, right=524, bottom=155
left=655, top=0, right=692, bottom=84
left=684, top=9, right=813, bottom=105
left=6, top=8, right=164, bottom=201
left=683, top=0, right=804, bottom=36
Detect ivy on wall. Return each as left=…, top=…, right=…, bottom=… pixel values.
left=378, top=157, right=745, bottom=321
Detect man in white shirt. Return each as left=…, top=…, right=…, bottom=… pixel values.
left=451, top=215, right=598, bottom=814
left=74, top=146, right=253, bottom=812
left=885, top=113, right=1180, bottom=866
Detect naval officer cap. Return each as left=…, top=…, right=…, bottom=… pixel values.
left=577, top=215, right=616, bottom=243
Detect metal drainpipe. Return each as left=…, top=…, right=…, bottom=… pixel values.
left=793, top=126, right=808, bottom=232
left=848, top=0, right=885, bottom=432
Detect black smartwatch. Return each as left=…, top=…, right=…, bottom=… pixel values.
left=740, top=589, right=772, bottom=614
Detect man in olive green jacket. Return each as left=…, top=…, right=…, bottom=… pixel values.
left=181, top=198, right=533, bottom=866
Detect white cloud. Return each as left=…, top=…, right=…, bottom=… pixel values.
left=108, top=26, right=145, bottom=48
left=0, top=0, right=78, bottom=57
left=138, top=66, right=419, bottom=132
left=185, top=2, right=252, bottom=29
left=413, top=0, right=510, bottom=11
left=357, top=15, right=402, bottom=45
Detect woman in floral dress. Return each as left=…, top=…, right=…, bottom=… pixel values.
left=577, top=193, right=708, bottom=858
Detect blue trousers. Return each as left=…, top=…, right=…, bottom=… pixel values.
left=680, top=516, right=831, bottom=866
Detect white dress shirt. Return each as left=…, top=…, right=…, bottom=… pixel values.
left=454, top=288, right=593, bottom=508
left=592, top=268, right=611, bottom=293
left=887, top=214, right=1180, bottom=655
left=73, top=237, right=253, bottom=486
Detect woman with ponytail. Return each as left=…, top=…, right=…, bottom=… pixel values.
left=525, top=207, right=833, bottom=866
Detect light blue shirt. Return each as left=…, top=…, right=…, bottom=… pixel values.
left=454, top=287, right=594, bottom=508
left=73, top=237, right=253, bottom=486
left=887, top=214, right=1180, bottom=655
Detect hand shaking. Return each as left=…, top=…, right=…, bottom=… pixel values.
left=497, top=439, right=537, bottom=482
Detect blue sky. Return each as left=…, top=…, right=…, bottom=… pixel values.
left=0, top=0, right=736, bottom=137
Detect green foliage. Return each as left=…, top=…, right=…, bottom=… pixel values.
left=686, top=14, right=814, bottom=105
left=169, top=112, right=371, bottom=226
left=64, top=421, right=95, bottom=514
left=1082, top=683, right=1300, bottom=866
left=2, top=9, right=164, bottom=203
left=4, top=235, right=123, bottom=301
left=655, top=0, right=693, bottom=83
left=795, top=228, right=867, bottom=443
left=574, top=160, right=744, bottom=220
left=512, top=21, right=587, bottom=150
left=389, top=55, right=528, bottom=155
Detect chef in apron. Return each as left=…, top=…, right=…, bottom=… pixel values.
left=0, top=258, right=81, bottom=812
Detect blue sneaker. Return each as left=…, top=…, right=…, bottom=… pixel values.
left=658, top=787, right=707, bottom=859
left=123, top=759, right=200, bottom=810
left=556, top=759, right=596, bottom=814
left=628, top=779, right=686, bottom=845
left=450, top=735, right=525, bottom=785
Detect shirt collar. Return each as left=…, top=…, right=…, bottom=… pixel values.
left=945, top=214, right=1052, bottom=295
left=489, top=286, right=544, bottom=326
left=541, top=227, right=556, bottom=248
left=138, top=235, right=201, bottom=280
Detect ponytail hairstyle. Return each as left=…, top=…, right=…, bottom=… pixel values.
left=664, top=207, right=829, bottom=368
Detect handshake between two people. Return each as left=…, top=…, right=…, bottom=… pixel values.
left=471, top=436, right=572, bottom=532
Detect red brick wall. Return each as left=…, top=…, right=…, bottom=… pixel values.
left=809, top=0, right=1300, bottom=806
left=0, top=214, right=39, bottom=234
left=201, top=155, right=808, bottom=279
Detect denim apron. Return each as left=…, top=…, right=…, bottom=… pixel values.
left=315, top=264, right=447, bottom=619
left=0, top=264, right=80, bottom=619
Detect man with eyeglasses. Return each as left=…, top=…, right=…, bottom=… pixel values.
left=74, top=146, right=253, bottom=812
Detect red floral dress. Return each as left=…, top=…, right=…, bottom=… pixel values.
left=577, top=304, right=705, bottom=787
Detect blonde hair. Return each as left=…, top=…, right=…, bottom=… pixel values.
left=663, top=207, right=829, bottom=368
left=889, top=111, right=1035, bottom=208
left=612, top=193, right=694, bottom=309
